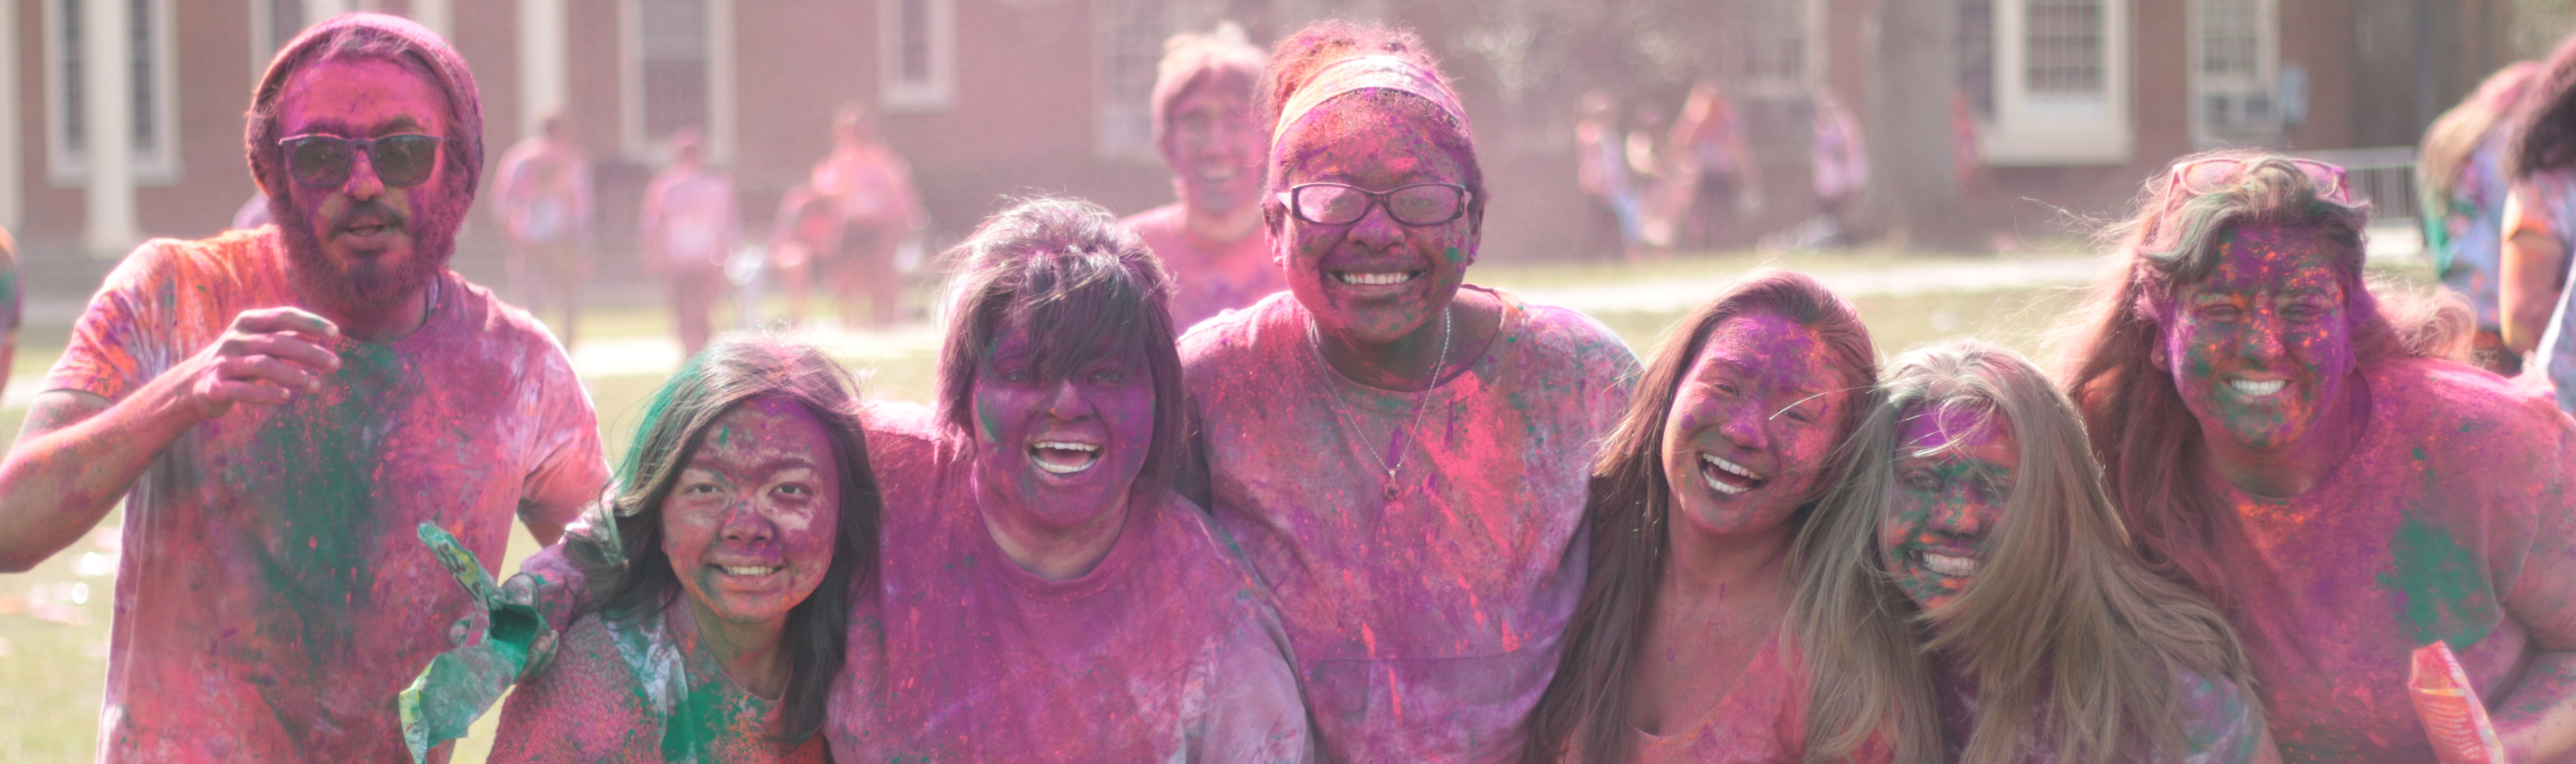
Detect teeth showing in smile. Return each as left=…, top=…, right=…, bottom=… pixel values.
left=1030, top=440, right=1102, bottom=474
left=1333, top=271, right=1419, bottom=286
left=1922, top=553, right=1979, bottom=577
left=1699, top=453, right=1765, bottom=495
left=719, top=565, right=782, bottom=577
left=2228, top=379, right=2287, bottom=397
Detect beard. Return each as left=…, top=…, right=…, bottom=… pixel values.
left=271, top=183, right=463, bottom=319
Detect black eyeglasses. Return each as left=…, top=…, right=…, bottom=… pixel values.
left=278, top=133, right=443, bottom=188
left=1280, top=182, right=1472, bottom=227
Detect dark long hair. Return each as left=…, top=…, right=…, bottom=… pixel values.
left=934, top=196, right=1187, bottom=489
left=566, top=336, right=880, bottom=744
left=1521, top=270, right=1878, bottom=764
left=2517, top=31, right=2576, bottom=178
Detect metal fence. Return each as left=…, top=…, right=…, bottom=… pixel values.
left=2295, top=145, right=2421, bottom=223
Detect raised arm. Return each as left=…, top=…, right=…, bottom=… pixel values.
left=2491, top=419, right=2576, bottom=761
left=0, top=307, right=339, bottom=571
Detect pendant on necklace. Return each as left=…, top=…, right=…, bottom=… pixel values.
left=1382, top=471, right=1403, bottom=500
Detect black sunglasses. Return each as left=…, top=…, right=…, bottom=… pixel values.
left=278, top=133, right=443, bottom=188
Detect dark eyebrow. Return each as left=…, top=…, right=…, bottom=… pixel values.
left=289, top=115, right=431, bottom=138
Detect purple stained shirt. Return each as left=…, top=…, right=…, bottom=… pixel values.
left=823, top=403, right=1312, bottom=763
left=46, top=228, right=609, bottom=763
left=2206, top=358, right=2576, bottom=761
left=1180, top=287, right=1640, bottom=762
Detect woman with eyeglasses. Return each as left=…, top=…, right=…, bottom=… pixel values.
left=1519, top=271, right=1878, bottom=764
left=1178, top=19, right=1642, bottom=762
left=2062, top=151, right=2576, bottom=761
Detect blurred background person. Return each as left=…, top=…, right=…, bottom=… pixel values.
left=769, top=183, right=836, bottom=328
left=1123, top=22, right=1279, bottom=332
left=1805, top=89, right=1868, bottom=249
left=1577, top=90, right=1641, bottom=260
left=2423, top=61, right=2544, bottom=375
left=2508, top=33, right=2576, bottom=411
left=493, top=112, right=595, bottom=348
left=807, top=104, right=924, bottom=329
left=638, top=128, right=740, bottom=358
left=1658, top=80, right=1761, bottom=252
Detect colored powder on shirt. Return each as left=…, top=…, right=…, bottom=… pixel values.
left=45, top=228, right=610, bottom=762
left=1123, top=202, right=1282, bottom=333
left=1620, top=632, right=1819, bottom=764
left=487, top=596, right=824, bottom=764
left=823, top=403, right=1310, bottom=763
left=2200, top=357, right=2576, bottom=762
left=1181, top=287, right=1640, bottom=761
left=1934, top=658, right=2265, bottom=763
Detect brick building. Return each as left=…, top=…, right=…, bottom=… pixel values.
left=0, top=0, right=2545, bottom=278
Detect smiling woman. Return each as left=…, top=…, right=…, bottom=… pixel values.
left=2063, top=152, right=2576, bottom=762
left=823, top=196, right=1311, bottom=762
left=485, top=338, right=877, bottom=763
left=1179, top=19, right=1641, bottom=762
left=1796, top=338, right=2274, bottom=764
left=1519, top=270, right=1876, bottom=764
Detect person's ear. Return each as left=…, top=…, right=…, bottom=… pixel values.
left=2150, top=340, right=2170, bottom=373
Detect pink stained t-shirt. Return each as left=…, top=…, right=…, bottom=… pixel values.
left=824, top=403, right=1312, bottom=763
left=641, top=165, right=740, bottom=270
left=1123, top=202, right=1283, bottom=332
left=45, top=228, right=611, bottom=763
left=2205, top=358, right=2576, bottom=761
left=1618, top=632, right=1819, bottom=764
left=1180, top=288, right=1641, bottom=762
left=486, top=602, right=828, bottom=764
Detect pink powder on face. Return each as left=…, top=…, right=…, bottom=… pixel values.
left=1123, top=203, right=1282, bottom=332
left=1270, top=99, right=1480, bottom=348
left=1659, top=311, right=1853, bottom=537
left=2159, top=224, right=2359, bottom=453
left=1182, top=288, right=1640, bottom=761
left=46, top=229, right=608, bottom=762
left=1877, top=407, right=2015, bottom=616
left=660, top=397, right=842, bottom=628
left=824, top=404, right=1310, bottom=762
left=274, top=56, right=463, bottom=314
left=968, top=317, right=1157, bottom=528
left=2192, top=358, right=2576, bottom=760
left=1162, top=72, right=1268, bottom=217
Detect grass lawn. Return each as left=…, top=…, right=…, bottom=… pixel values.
left=0, top=243, right=2434, bottom=762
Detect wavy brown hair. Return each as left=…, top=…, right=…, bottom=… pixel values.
left=1521, top=270, right=1877, bottom=764
left=1794, top=338, right=2259, bottom=764
left=2423, top=61, right=2541, bottom=197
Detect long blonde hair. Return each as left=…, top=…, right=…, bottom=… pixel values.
left=1791, top=339, right=2257, bottom=764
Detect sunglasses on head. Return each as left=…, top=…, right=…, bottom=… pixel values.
left=278, top=133, right=443, bottom=188
left=2164, top=156, right=2354, bottom=204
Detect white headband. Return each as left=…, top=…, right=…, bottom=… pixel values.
left=1269, top=55, right=1471, bottom=158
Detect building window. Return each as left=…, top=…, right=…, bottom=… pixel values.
left=2191, top=0, right=2280, bottom=145
left=1965, top=0, right=2130, bottom=165
left=1094, top=0, right=1168, bottom=156
left=47, top=0, right=178, bottom=186
left=2025, top=1, right=2104, bottom=96
left=1959, top=0, right=1996, bottom=119
left=1716, top=0, right=1821, bottom=163
left=881, top=0, right=956, bottom=112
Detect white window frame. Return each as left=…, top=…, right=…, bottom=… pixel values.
left=1724, top=0, right=1824, bottom=102
left=880, top=0, right=957, bottom=113
left=1979, top=0, right=2132, bottom=166
left=619, top=0, right=735, bottom=164
left=47, top=0, right=180, bottom=187
left=1091, top=0, right=1188, bottom=158
left=250, top=0, right=351, bottom=78
left=2187, top=0, right=2280, bottom=147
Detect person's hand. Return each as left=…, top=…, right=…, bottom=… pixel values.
left=172, top=308, right=339, bottom=421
